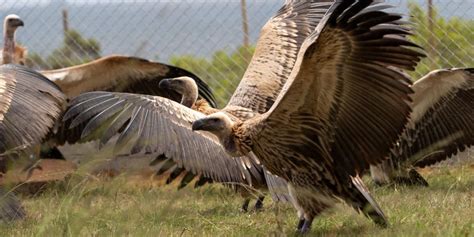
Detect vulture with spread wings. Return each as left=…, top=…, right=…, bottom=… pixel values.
left=370, top=68, right=474, bottom=186
left=62, top=0, right=335, bottom=211
left=64, top=0, right=424, bottom=233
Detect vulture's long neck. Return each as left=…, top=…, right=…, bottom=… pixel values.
left=3, top=26, right=16, bottom=64
left=181, top=84, right=199, bottom=108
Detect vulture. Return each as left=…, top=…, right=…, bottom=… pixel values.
left=62, top=0, right=424, bottom=233
left=370, top=68, right=474, bottom=186
left=154, top=76, right=291, bottom=210
left=0, top=64, right=65, bottom=221
left=61, top=0, right=335, bottom=214
left=1, top=14, right=25, bottom=65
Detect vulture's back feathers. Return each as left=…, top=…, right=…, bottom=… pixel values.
left=41, top=55, right=216, bottom=107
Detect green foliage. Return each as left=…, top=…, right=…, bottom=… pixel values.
left=408, top=2, right=474, bottom=79
left=170, top=46, right=254, bottom=107
left=27, top=29, right=101, bottom=70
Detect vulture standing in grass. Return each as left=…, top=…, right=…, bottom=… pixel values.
left=63, top=0, right=424, bottom=233
left=370, top=68, right=474, bottom=186
left=61, top=0, right=335, bottom=213
left=1, top=14, right=25, bottom=65
left=153, top=76, right=291, bottom=210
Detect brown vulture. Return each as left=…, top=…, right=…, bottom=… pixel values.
left=1, top=14, right=25, bottom=65
left=61, top=0, right=335, bottom=216
left=370, top=68, right=474, bottom=186
left=61, top=0, right=425, bottom=233
left=0, top=64, right=65, bottom=221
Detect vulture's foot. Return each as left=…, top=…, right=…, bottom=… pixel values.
left=240, top=198, right=250, bottom=212
left=295, top=218, right=305, bottom=232
left=253, top=196, right=265, bottom=212
left=298, top=219, right=313, bottom=235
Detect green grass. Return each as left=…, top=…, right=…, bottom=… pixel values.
left=0, top=165, right=473, bottom=236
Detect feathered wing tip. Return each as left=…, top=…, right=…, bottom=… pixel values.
left=0, top=188, right=26, bottom=222
left=264, top=170, right=291, bottom=203
left=351, top=176, right=388, bottom=227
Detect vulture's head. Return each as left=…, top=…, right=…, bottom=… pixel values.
left=192, top=112, right=234, bottom=139
left=159, top=76, right=197, bottom=95
left=159, top=76, right=198, bottom=107
left=421, top=68, right=474, bottom=82
left=4, top=14, right=24, bottom=31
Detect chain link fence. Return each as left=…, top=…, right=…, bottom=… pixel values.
left=0, top=0, right=472, bottom=160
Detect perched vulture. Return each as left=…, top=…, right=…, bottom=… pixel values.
left=61, top=0, right=334, bottom=214
left=1, top=14, right=25, bottom=65
left=370, top=68, right=474, bottom=186
left=62, top=0, right=425, bottom=233
left=0, top=64, right=66, bottom=221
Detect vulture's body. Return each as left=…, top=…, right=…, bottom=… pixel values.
left=371, top=68, right=474, bottom=185
left=191, top=0, right=423, bottom=233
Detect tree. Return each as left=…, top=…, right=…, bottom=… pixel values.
left=170, top=45, right=254, bottom=107
left=27, top=29, right=101, bottom=70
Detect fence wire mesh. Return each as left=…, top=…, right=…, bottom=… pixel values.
left=0, top=0, right=472, bottom=160
left=1, top=0, right=473, bottom=105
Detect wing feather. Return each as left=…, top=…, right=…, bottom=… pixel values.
left=391, top=68, right=474, bottom=168
left=41, top=55, right=216, bottom=107
left=0, top=64, right=66, bottom=155
left=64, top=92, right=260, bottom=186
left=254, top=1, right=423, bottom=180
left=227, top=0, right=334, bottom=113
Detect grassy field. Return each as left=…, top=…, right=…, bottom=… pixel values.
left=0, top=164, right=472, bottom=236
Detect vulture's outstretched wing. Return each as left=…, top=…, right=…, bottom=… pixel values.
left=391, top=68, right=474, bottom=168
left=41, top=55, right=216, bottom=107
left=0, top=64, right=66, bottom=155
left=64, top=92, right=257, bottom=185
left=254, top=1, right=423, bottom=179
left=227, top=0, right=334, bottom=113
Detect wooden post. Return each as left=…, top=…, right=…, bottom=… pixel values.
left=240, top=0, right=249, bottom=47
left=62, top=9, right=69, bottom=35
left=427, top=0, right=436, bottom=68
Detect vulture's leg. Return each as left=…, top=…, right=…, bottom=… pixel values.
left=296, top=218, right=305, bottom=232
left=0, top=188, right=26, bottom=221
left=253, top=195, right=265, bottom=211
left=299, top=217, right=314, bottom=234
left=240, top=198, right=250, bottom=212
left=370, top=161, right=393, bottom=186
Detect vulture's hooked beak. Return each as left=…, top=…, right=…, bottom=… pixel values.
left=191, top=119, right=206, bottom=131
left=12, top=19, right=24, bottom=28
